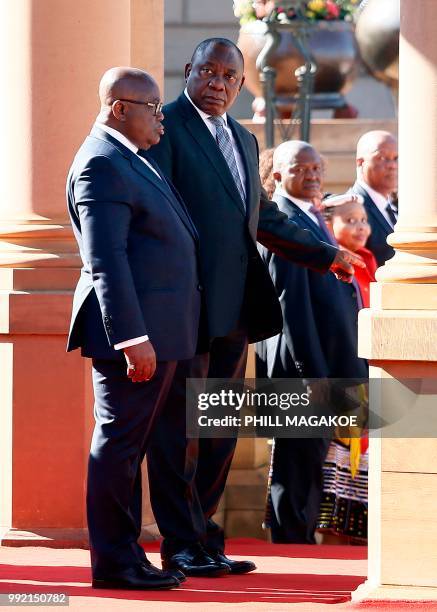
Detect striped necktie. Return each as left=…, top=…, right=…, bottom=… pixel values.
left=208, top=115, right=246, bottom=207
left=309, top=205, right=337, bottom=247
left=385, top=202, right=398, bottom=227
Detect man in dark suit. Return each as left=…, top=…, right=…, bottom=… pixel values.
left=146, top=38, right=363, bottom=576
left=67, top=67, right=202, bottom=590
left=257, top=140, right=368, bottom=543
left=350, top=130, right=398, bottom=267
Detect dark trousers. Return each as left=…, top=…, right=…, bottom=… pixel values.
left=269, top=437, right=330, bottom=543
left=87, top=358, right=177, bottom=577
left=147, top=328, right=248, bottom=558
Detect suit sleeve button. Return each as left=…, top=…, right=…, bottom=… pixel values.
left=197, top=283, right=203, bottom=291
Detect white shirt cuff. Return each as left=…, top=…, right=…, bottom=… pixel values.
left=114, top=335, right=149, bottom=350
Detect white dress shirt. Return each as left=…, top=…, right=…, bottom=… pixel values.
left=94, top=122, right=159, bottom=350
left=275, top=187, right=321, bottom=227
left=184, top=89, right=246, bottom=198
left=357, top=178, right=396, bottom=228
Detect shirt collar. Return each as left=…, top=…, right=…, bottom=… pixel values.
left=184, top=88, right=228, bottom=126
left=275, top=187, right=314, bottom=213
left=357, top=178, right=390, bottom=213
left=95, top=122, right=139, bottom=155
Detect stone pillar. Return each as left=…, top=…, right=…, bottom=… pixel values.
left=0, top=0, right=163, bottom=546
left=353, top=0, right=437, bottom=601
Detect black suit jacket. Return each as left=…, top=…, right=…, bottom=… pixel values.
left=351, top=181, right=395, bottom=267
left=147, top=94, right=336, bottom=343
left=257, top=195, right=368, bottom=379
left=66, top=126, right=201, bottom=361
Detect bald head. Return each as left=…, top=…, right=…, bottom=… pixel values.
left=273, top=140, right=322, bottom=201
left=356, top=130, right=397, bottom=159
left=273, top=140, right=317, bottom=173
left=356, top=130, right=398, bottom=197
left=98, top=67, right=157, bottom=108
left=96, top=66, right=163, bottom=151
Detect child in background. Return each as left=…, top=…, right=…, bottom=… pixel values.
left=322, top=194, right=378, bottom=308
left=316, top=193, right=375, bottom=543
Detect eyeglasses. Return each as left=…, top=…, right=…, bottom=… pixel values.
left=116, top=99, right=163, bottom=116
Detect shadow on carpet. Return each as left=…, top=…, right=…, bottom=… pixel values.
left=0, top=566, right=364, bottom=604
left=0, top=539, right=367, bottom=604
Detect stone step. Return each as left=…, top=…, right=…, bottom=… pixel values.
left=323, top=152, right=356, bottom=193
left=240, top=118, right=397, bottom=153
left=231, top=437, right=270, bottom=470
left=225, top=467, right=270, bottom=512
left=225, top=509, right=268, bottom=539
left=224, top=467, right=270, bottom=539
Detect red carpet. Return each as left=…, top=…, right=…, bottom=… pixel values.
left=143, top=537, right=368, bottom=559
left=0, top=538, right=366, bottom=605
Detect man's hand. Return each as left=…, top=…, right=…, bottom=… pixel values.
left=123, top=340, right=156, bottom=383
left=330, top=248, right=365, bottom=283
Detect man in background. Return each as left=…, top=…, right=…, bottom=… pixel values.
left=350, top=130, right=398, bottom=267
left=257, top=140, right=368, bottom=543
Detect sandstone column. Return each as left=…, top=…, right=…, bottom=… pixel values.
left=353, top=0, right=437, bottom=601
left=0, top=0, right=163, bottom=545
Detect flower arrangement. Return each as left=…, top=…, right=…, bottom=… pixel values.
left=233, top=0, right=360, bottom=25
left=233, top=0, right=258, bottom=24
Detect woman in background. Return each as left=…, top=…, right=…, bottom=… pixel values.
left=259, top=148, right=276, bottom=199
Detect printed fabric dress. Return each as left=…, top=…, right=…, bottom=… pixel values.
left=316, top=436, right=368, bottom=541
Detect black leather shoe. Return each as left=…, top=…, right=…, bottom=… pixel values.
left=141, top=559, right=186, bottom=583
left=210, top=552, right=257, bottom=575
left=92, top=564, right=180, bottom=590
left=162, top=544, right=230, bottom=577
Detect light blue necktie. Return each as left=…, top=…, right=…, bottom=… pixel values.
left=208, top=115, right=246, bottom=207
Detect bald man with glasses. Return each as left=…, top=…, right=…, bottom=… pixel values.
left=67, top=67, right=202, bottom=591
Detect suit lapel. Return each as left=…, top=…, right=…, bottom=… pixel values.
left=138, top=153, right=199, bottom=241
left=228, top=117, right=257, bottom=218
left=274, top=195, right=328, bottom=242
left=179, top=96, right=246, bottom=218
left=296, top=208, right=327, bottom=242
left=90, top=126, right=198, bottom=241
left=366, top=199, right=393, bottom=234
left=353, top=182, right=392, bottom=234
